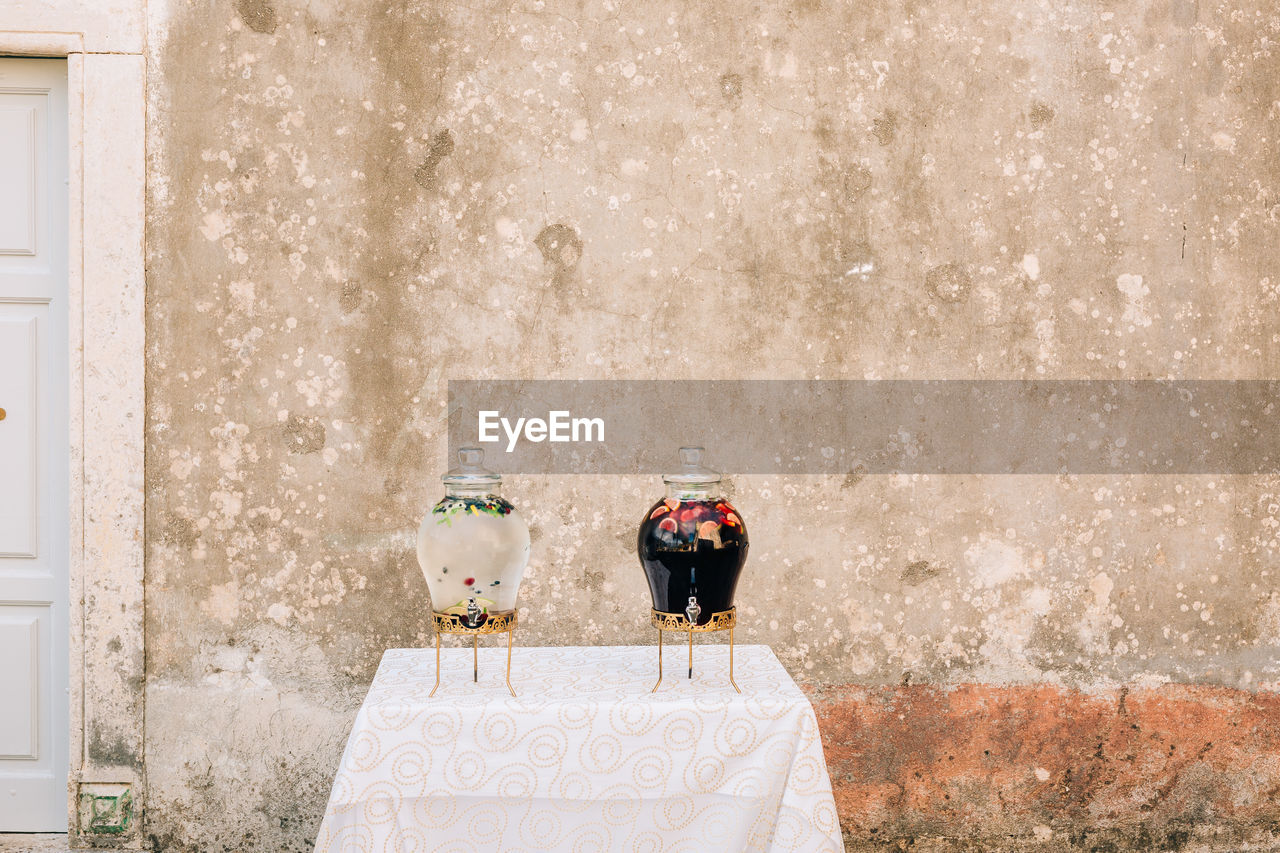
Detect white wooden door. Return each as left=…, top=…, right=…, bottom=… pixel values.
left=0, top=57, right=69, bottom=833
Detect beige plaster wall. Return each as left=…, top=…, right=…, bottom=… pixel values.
left=141, top=0, right=1280, bottom=848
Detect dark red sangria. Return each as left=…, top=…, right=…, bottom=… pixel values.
left=637, top=447, right=748, bottom=626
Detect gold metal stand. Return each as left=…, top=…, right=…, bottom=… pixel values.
left=650, top=607, right=739, bottom=693
left=430, top=610, right=517, bottom=697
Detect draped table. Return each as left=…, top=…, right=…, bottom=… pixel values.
left=314, top=645, right=842, bottom=853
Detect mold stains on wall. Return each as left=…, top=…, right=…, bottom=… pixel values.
left=282, top=414, right=326, bottom=454
left=340, top=2, right=460, bottom=479
left=839, top=164, right=874, bottom=202
left=413, top=129, right=455, bottom=191
left=534, top=223, right=583, bottom=284
left=234, top=0, right=278, bottom=34
left=841, top=464, right=868, bottom=490
left=718, top=71, right=744, bottom=107
left=900, top=559, right=943, bottom=586
left=924, top=262, right=972, bottom=303
left=337, top=281, right=363, bottom=314
left=161, top=514, right=200, bottom=551
left=143, top=632, right=359, bottom=853
left=1029, top=101, right=1056, bottom=130
left=871, top=111, right=898, bottom=146
left=88, top=728, right=139, bottom=770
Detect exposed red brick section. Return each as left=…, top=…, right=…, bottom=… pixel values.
left=805, top=684, right=1280, bottom=843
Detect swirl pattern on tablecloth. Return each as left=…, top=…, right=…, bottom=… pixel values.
left=313, top=645, right=842, bottom=852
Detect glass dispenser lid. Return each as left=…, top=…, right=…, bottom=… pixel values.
left=442, top=445, right=502, bottom=489
left=662, top=446, right=722, bottom=487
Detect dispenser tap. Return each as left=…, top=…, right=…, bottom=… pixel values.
left=685, top=595, right=701, bottom=626
left=685, top=595, right=701, bottom=680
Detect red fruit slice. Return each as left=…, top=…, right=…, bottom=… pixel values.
left=675, top=504, right=704, bottom=523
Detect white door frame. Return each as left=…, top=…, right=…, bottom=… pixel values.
left=0, top=4, right=146, bottom=846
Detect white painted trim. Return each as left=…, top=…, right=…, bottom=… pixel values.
left=0, top=6, right=146, bottom=847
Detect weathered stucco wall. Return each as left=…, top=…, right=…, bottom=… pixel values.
left=143, top=0, right=1280, bottom=849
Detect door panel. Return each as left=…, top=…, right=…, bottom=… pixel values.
left=0, top=104, right=37, bottom=255
left=0, top=82, right=55, bottom=297
left=0, top=312, right=38, bottom=557
left=0, top=57, right=68, bottom=833
left=0, top=613, right=40, bottom=759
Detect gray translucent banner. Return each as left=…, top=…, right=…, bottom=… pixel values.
left=447, top=380, right=1279, bottom=475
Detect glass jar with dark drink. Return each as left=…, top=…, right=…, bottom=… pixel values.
left=637, top=446, right=748, bottom=627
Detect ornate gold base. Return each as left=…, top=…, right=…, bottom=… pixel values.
left=650, top=606, right=740, bottom=693
left=430, top=610, right=517, bottom=698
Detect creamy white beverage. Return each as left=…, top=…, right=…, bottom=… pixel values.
left=417, top=495, right=529, bottom=614
left=416, top=446, right=531, bottom=620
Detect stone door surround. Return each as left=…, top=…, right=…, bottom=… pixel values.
left=1, top=5, right=146, bottom=847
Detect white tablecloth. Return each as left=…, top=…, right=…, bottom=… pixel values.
left=314, top=645, right=842, bottom=853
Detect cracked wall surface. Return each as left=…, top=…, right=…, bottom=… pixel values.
left=143, top=0, right=1280, bottom=849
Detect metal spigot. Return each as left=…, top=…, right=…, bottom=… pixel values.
left=685, top=595, right=701, bottom=679
left=466, top=597, right=480, bottom=628
left=685, top=595, right=701, bottom=625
